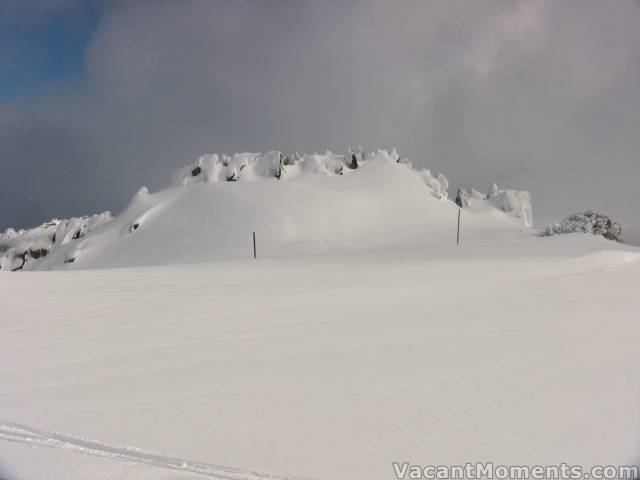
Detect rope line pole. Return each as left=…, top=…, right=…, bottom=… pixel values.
left=253, top=232, right=257, bottom=259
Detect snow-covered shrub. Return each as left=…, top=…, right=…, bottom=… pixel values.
left=541, top=211, right=623, bottom=242
left=347, top=146, right=365, bottom=169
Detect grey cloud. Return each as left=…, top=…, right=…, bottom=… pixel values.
left=1, top=0, right=639, bottom=238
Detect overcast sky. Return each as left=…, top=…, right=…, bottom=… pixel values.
left=1, top=0, right=639, bottom=240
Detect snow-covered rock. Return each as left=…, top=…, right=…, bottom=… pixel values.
left=486, top=183, right=533, bottom=228
left=455, top=188, right=470, bottom=208
left=415, top=169, right=449, bottom=200
left=455, top=182, right=533, bottom=228
left=172, top=148, right=453, bottom=201
left=0, top=213, right=112, bottom=271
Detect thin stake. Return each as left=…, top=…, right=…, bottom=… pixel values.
left=457, top=208, right=461, bottom=245
left=253, top=231, right=257, bottom=259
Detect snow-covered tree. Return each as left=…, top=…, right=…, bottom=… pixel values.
left=540, top=211, right=623, bottom=242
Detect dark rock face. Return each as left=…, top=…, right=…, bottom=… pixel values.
left=27, top=247, right=49, bottom=259
left=191, top=166, right=202, bottom=177
left=129, top=223, right=140, bottom=233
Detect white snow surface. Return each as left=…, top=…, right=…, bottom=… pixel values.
left=2, top=150, right=638, bottom=479
left=0, top=151, right=529, bottom=271
left=1, top=234, right=640, bottom=479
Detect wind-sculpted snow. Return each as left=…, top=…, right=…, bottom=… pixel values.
left=0, top=149, right=532, bottom=271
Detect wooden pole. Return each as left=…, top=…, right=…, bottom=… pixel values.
left=253, top=231, right=257, bottom=259
left=457, top=208, right=461, bottom=245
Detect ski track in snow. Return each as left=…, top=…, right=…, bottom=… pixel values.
left=0, top=422, right=312, bottom=480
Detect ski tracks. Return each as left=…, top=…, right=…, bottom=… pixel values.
left=0, top=421, right=313, bottom=480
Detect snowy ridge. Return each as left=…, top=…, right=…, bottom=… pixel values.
left=0, top=149, right=532, bottom=271
left=0, top=422, right=311, bottom=480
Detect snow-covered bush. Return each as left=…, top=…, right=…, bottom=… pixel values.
left=347, top=146, right=366, bottom=169
left=540, top=211, right=623, bottom=242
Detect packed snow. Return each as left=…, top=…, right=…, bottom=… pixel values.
left=1, top=235, right=640, bottom=479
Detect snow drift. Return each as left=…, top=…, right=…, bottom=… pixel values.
left=0, top=149, right=532, bottom=270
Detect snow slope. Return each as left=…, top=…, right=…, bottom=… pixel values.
left=0, top=150, right=531, bottom=271
left=3, top=148, right=636, bottom=479
left=1, top=234, right=640, bottom=479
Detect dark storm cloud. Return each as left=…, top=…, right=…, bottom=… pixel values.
left=1, top=0, right=639, bottom=236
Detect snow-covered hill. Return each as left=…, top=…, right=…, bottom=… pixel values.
left=0, top=150, right=532, bottom=271
left=3, top=149, right=640, bottom=480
